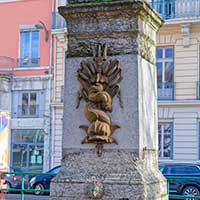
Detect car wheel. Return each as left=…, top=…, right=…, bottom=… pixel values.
left=182, top=185, right=200, bottom=200
left=34, top=183, right=45, bottom=195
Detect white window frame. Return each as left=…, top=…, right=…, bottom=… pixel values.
left=157, top=47, right=174, bottom=85
left=158, top=122, right=173, bottom=160
left=19, top=91, right=38, bottom=118
left=19, top=28, right=40, bottom=67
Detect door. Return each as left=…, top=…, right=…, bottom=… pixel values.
left=29, top=145, right=44, bottom=172
left=12, top=144, right=28, bottom=171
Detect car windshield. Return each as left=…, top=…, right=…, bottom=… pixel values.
left=170, top=165, right=200, bottom=174
left=160, top=163, right=200, bottom=175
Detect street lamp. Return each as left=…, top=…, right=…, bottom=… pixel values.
left=35, top=21, right=49, bottom=42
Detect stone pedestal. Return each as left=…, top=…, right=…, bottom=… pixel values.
left=50, top=1, right=167, bottom=199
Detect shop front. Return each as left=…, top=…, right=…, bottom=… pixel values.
left=11, top=129, right=44, bottom=172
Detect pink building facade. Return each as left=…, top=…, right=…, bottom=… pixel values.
left=0, top=0, right=53, bottom=172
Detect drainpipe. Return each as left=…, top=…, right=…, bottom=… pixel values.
left=47, top=0, right=55, bottom=170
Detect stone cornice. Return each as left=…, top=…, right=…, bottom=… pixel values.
left=0, top=0, right=23, bottom=3
left=51, top=103, right=64, bottom=108
left=158, top=100, right=200, bottom=107
left=56, top=31, right=156, bottom=63
left=12, top=74, right=52, bottom=82
left=165, top=18, right=200, bottom=25
left=59, top=0, right=163, bottom=31
left=59, top=1, right=162, bottom=63
left=67, top=30, right=155, bottom=45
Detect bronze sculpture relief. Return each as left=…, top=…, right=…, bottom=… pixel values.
left=76, top=44, right=123, bottom=156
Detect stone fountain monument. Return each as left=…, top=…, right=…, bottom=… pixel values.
left=50, top=0, right=167, bottom=199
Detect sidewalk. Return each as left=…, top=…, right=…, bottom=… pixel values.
left=4, top=194, right=49, bottom=200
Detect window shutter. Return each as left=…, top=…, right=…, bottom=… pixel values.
left=38, top=90, right=45, bottom=118
left=12, top=91, right=21, bottom=118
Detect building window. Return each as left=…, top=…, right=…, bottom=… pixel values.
left=158, top=123, right=173, bottom=159
left=156, top=47, right=174, bottom=100
left=12, top=90, right=45, bottom=118
left=21, top=92, right=37, bottom=117
left=61, top=85, right=64, bottom=103
left=152, top=0, right=175, bottom=19
left=17, top=92, right=42, bottom=118
left=11, top=129, right=44, bottom=172
left=19, top=30, right=39, bottom=67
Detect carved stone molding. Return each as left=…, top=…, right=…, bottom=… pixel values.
left=59, top=0, right=163, bottom=62
left=76, top=44, right=123, bottom=156
left=181, top=24, right=190, bottom=47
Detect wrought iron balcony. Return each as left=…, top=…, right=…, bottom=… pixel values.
left=52, top=12, right=67, bottom=30
left=158, top=82, right=175, bottom=100
left=151, top=0, right=200, bottom=20
left=17, top=105, right=40, bottom=118
left=0, top=56, right=41, bottom=75
left=17, top=57, right=40, bottom=68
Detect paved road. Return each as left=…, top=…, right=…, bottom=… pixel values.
left=2, top=194, right=49, bottom=200
left=1, top=194, right=177, bottom=200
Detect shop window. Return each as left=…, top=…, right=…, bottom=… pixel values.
left=11, top=129, right=44, bottom=172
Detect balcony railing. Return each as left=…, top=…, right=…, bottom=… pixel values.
left=158, top=82, right=175, bottom=100
left=17, top=57, right=40, bottom=68
left=52, top=12, right=66, bottom=30
left=151, top=0, right=200, bottom=20
left=0, top=56, right=40, bottom=76
left=17, top=105, right=39, bottom=118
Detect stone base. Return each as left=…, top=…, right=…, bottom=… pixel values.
left=50, top=149, right=167, bottom=200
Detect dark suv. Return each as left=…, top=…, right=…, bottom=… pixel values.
left=159, top=162, right=200, bottom=199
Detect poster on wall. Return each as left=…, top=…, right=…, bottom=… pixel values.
left=0, top=111, right=10, bottom=171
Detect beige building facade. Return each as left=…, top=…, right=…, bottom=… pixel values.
left=51, top=0, right=67, bottom=166
left=152, top=0, right=200, bottom=162
left=51, top=31, right=66, bottom=167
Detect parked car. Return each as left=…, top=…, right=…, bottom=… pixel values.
left=0, top=167, right=29, bottom=192
left=159, top=162, right=200, bottom=199
left=29, top=165, right=61, bottom=195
